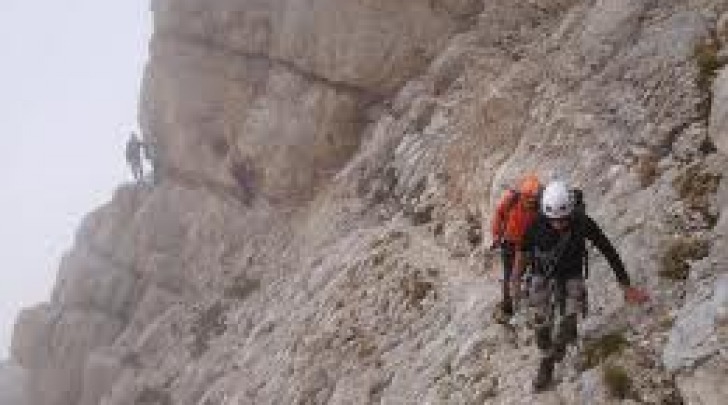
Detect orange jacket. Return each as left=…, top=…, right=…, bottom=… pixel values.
left=491, top=190, right=538, bottom=248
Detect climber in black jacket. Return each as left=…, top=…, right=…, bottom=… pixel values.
left=512, top=180, right=649, bottom=392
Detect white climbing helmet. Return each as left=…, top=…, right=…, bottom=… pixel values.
left=541, top=180, right=574, bottom=219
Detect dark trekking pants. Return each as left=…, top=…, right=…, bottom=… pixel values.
left=500, top=242, right=516, bottom=313
left=530, top=275, right=586, bottom=362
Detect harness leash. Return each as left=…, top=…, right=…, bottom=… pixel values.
left=533, top=230, right=572, bottom=278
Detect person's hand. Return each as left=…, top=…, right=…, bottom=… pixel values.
left=623, top=286, right=650, bottom=305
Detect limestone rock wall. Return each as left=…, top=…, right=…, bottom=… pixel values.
left=0, top=361, right=28, bottom=405
left=141, top=0, right=481, bottom=203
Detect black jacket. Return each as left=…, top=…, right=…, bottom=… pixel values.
left=521, top=214, right=630, bottom=286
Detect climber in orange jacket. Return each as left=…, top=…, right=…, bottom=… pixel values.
left=490, top=174, right=542, bottom=321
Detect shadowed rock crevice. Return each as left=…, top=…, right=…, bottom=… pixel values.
left=155, top=29, right=388, bottom=101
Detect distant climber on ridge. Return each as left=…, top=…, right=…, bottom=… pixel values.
left=489, top=174, right=542, bottom=323
left=125, top=132, right=143, bottom=182
left=514, top=180, right=650, bottom=392
left=143, top=136, right=160, bottom=185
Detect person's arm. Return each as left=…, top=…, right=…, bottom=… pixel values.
left=490, top=191, right=513, bottom=248
left=584, top=216, right=649, bottom=304
left=583, top=216, right=630, bottom=286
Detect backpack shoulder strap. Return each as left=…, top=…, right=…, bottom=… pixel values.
left=534, top=229, right=573, bottom=277
left=504, top=189, right=520, bottom=213
left=494, top=189, right=521, bottom=238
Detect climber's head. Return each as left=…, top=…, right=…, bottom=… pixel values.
left=541, top=180, right=574, bottom=230
left=519, top=174, right=541, bottom=211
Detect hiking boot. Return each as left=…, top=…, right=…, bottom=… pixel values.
left=552, top=342, right=566, bottom=363
left=535, top=326, right=552, bottom=351
left=557, top=314, right=578, bottom=346
left=502, top=299, right=514, bottom=316
left=533, top=357, right=555, bottom=392
left=492, top=298, right=515, bottom=324
left=553, top=315, right=577, bottom=361
left=493, top=302, right=512, bottom=324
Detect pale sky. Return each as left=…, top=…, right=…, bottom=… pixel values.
left=0, top=1, right=152, bottom=358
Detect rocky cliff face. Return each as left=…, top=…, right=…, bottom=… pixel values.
left=10, top=0, right=728, bottom=404
left=0, top=361, right=28, bottom=405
